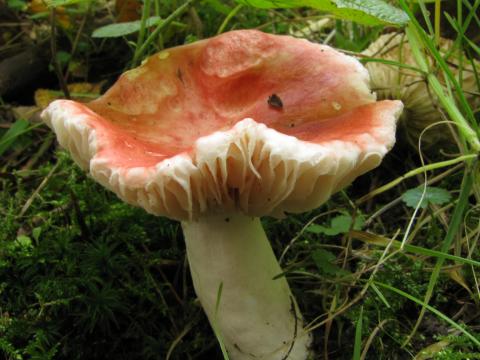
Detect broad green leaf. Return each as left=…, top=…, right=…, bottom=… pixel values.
left=0, top=119, right=29, bottom=157
left=236, top=0, right=409, bottom=26
left=307, top=214, right=364, bottom=236
left=312, top=249, right=350, bottom=276
left=402, top=186, right=452, bottom=209
left=92, top=17, right=163, bottom=38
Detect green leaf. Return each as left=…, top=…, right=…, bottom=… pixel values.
left=0, top=119, right=29, bottom=157
left=402, top=186, right=452, bottom=209
left=311, top=249, right=350, bottom=276
left=204, top=0, right=233, bottom=15
left=55, top=51, right=71, bottom=66
left=7, top=0, right=27, bottom=11
left=236, top=0, right=409, bottom=26
left=32, top=227, right=42, bottom=242
left=307, top=214, right=364, bottom=236
left=92, top=17, right=163, bottom=38
left=15, top=235, right=32, bottom=248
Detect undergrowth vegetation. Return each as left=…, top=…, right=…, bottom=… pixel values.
left=1, top=0, right=479, bottom=359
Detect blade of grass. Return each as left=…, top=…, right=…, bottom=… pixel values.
left=402, top=165, right=476, bottom=346
left=444, top=13, right=480, bottom=58
left=415, top=0, right=434, bottom=36
left=406, top=24, right=479, bottom=151
left=217, top=4, right=243, bottom=34
left=131, top=0, right=194, bottom=67
left=375, top=281, right=480, bottom=348
left=0, top=119, right=29, bottom=157
left=353, top=306, right=364, bottom=360
left=0, top=122, right=43, bottom=159
left=350, top=230, right=480, bottom=268
left=459, top=0, right=480, bottom=36
left=370, top=283, right=391, bottom=309
left=360, top=58, right=426, bottom=74
left=132, top=0, right=152, bottom=67
left=441, top=0, right=480, bottom=64
left=434, top=0, right=441, bottom=44
left=211, top=282, right=230, bottom=360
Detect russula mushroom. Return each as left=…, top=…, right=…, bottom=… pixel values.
left=42, top=30, right=403, bottom=359
left=362, top=32, right=480, bottom=147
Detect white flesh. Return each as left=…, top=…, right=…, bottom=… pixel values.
left=182, top=214, right=311, bottom=359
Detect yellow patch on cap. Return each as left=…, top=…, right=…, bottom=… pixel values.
left=158, top=51, right=170, bottom=60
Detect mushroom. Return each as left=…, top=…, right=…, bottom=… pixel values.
left=362, top=32, right=480, bottom=147
left=41, top=30, right=403, bottom=359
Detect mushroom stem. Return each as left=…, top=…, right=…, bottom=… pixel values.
left=181, top=214, right=311, bottom=360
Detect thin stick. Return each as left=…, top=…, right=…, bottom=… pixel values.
left=64, top=0, right=93, bottom=83
left=19, top=162, right=60, bottom=217
left=434, top=0, right=441, bottom=45
left=50, top=8, right=70, bottom=99
left=21, top=135, right=54, bottom=171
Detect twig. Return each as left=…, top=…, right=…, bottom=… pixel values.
left=64, top=0, right=93, bottom=83
left=18, top=162, right=60, bottom=217
left=360, top=319, right=391, bottom=360
left=166, top=321, right=194, bottom=360
left=279, top=209, right=338, bottom=265
left=50, top=8, right=70, bottom=99
left=21, top=135, right=54, bottom=171
left=188, top=7, right=203, bottom=37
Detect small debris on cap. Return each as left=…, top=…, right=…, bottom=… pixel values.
left=267, top=94, right=283, bottom=109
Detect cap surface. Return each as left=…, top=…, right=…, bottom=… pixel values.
left=42, top=29, right=403, bottom=220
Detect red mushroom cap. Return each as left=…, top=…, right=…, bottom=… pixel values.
left=42, top=30, right=402, bottom=220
